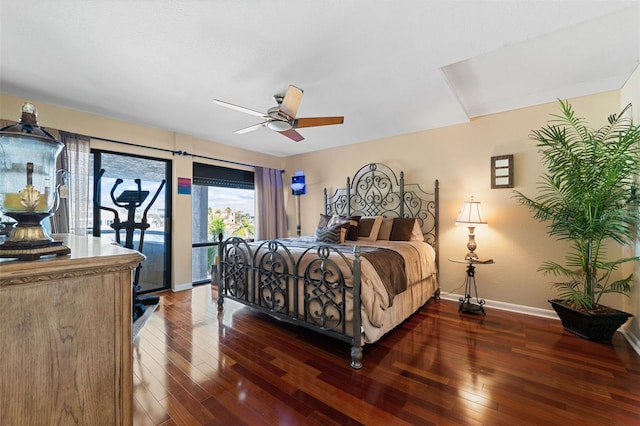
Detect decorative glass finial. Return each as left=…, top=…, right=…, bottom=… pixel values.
left=21, top=101, right=37, bottom=115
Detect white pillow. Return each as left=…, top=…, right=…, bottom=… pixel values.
left=377, top=218, right=394, bottom=240
left=410, top=219, right=424, bottom=241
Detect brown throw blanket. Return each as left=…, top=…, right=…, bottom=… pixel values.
left=273, top=239, right=407, bottom=305
left=358, top=246, right=407, bottom=305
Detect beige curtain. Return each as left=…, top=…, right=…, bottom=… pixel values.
left=47, top=128, right=68, bottom=233
left=57, top=131, right=90, bottom=235
left=0, top=119, right=13, bottom=225
left=255, top=167, right=287, bottom=240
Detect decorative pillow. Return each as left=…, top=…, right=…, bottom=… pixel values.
left=327, top=214, right=361, bottom=241
left=377, top=217, right=394, bottom=240
left=390, top=217, right=417, bottom=241
left=315, top=223, right=348, bottom=243
left=340, top=225, right=348, bottom=243
left=316, top=213, right=332, bottom=229
left=345, top=215, right=361, bottom=241
left=327, top=214, right=347, bottom=227
left=358, top=216, right=383, bottom=241
left=409, top=219, right=424, bottom=241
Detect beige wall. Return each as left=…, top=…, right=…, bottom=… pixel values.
left=2, top=90, right=635, bottom=314
left=284, top=91, right=626, bottom=312
left=0, top=93, right=285, bottom=290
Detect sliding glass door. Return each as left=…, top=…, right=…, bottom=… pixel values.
left=192, top=163, right=255, bottom=284
left=90, top=150, right=172, bottom=293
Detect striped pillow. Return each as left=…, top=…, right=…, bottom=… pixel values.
left=315, top=223, right=347, bottom=243
left=327, top=214, right=361, bottom=241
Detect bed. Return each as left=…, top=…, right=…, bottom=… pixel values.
left=216, top=163, right=439, bottom=368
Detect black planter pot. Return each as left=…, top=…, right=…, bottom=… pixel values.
left=549, top=299, right=633, bottom=340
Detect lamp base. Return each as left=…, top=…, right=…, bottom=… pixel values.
left=0, top=240, right=70, bottom=261
left=0, top=211, right=70, bottom=260
left=459, top=301, right=485, bottom=315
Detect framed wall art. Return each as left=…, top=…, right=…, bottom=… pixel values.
left=491, top=154, right=513, bottom=189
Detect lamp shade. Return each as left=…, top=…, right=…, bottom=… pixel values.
left=455, top=197, right=487, bottom=225
left=290, top=170, right=306, bottom=195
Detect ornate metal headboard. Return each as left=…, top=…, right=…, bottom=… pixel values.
left=323, top=162, right=439, bottom=251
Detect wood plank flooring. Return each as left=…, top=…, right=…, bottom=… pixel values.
left=133, top=285, right=640, bottom=425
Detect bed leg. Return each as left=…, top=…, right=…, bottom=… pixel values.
left=350, top=346, right=363, bottom=369
left=434, top=288, right=441, bottom=299
left=217, top=294, right=224, bottom=311
left=351, top=246, right=363, bottom=369
left=213, top=261, right=224, bottom=311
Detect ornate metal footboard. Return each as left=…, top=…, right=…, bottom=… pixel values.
left=216, top=237, right=364, bottom=369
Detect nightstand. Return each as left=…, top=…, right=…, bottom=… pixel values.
left=448, top=258, right=494, bottom=314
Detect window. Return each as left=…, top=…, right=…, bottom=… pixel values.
left=192, top=163, right=255, bottom=284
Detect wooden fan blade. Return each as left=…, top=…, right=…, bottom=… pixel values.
left=234, top=122, right=266, bottom=134
left=212, top=99, right=267, bottom=118
left=294, top=116, right=344, bottom=128
left=279, top=129, right=304, bottom=142
left=279, top=85, right=303, bottom=119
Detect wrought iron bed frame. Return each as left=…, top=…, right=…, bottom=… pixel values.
left=216, top=163, right=439, bottom=368
left=324, top=162, right=439, bottom=270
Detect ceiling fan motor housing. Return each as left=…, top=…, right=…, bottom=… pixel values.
left=266, top=106, right=293, bottom=130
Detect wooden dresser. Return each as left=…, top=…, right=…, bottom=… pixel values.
left=0, top=234, right=144, bottom=426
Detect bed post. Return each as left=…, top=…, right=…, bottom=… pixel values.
left=324, top=188, right=328, bottom=214
left=346, top=177, right=351, bottom=216
left=216, top=232, right=224, bottom=311
left=434, top=179, right=440, bottom=278
left=399, top=171, right=405, bottom=217
left=351, top=245, right=363, bottom=369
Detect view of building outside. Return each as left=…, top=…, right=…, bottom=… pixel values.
left=206, top=190, right=255, bottom=241
left=192, top=185, right=255, bottom=283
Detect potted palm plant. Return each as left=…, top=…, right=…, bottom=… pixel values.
left=515, top=99, right=640, bottom=340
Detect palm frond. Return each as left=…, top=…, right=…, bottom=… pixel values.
left=515, top=100, right=640, bottom=309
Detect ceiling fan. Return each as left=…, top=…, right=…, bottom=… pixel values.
left=212, top=85, right=344, bottom=142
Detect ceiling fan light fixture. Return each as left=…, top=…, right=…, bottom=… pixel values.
left=266, top=120, right=292, bottom=132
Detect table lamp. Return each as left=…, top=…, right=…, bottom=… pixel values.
left=455, top=196, right=487, bottom=260
left=0, top=102, right=70, bottom=260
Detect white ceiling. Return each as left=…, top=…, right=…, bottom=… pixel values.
left=1, top=1, right=639, bottom=157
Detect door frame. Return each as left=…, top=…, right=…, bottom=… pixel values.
left=91, top=149, right=172, bottom=293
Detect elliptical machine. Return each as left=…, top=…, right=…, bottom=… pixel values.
left=94, top=169, right=166, bottom=321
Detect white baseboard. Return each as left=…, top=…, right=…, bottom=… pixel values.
left=173, top=282, right=193, bottom=292
left=440, top=292, right=559, bottom=319
left=440, top=292, right=640, bottom=357
left=620, top=326, right=640, bottom=355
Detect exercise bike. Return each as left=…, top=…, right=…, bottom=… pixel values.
left=94, top=169, right=166, bottom=321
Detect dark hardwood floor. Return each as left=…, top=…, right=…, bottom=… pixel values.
left=132, top=285, right=640, bottom=425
